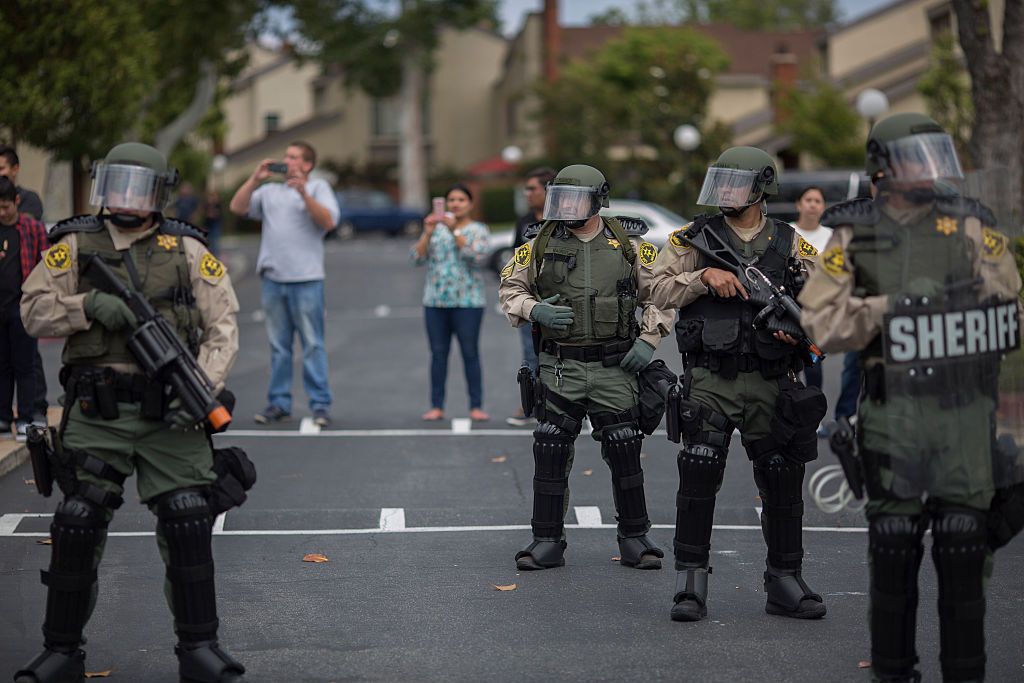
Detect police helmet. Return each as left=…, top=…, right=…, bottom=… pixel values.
left=866, top=113, right=963, bottom=183
left=542, top=164, right=610, bottom=221
left=697, top=146, right=779, bottom=209
left=89, top=142, right=180, bottom=213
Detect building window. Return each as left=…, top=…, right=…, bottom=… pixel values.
left=313, top=84, right=327, bottom=112
left=928, top=6, right=952, bottom=36
left=264, top=112, right=280, bottom=135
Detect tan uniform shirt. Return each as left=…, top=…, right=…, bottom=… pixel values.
left=798, top=207, right=1023, bottom=353
left=648, top=215, right=819, bottom=312
left=20, top=224, right=240, bottom=391
left=498, top=231, right=673, bottom=349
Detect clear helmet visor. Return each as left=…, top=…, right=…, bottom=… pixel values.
left=542, top=185, right=597, bottom=221
left=884, top=133, right=964, bottom=183
left=89, top=163, right=170, bottom=212
left=696, top=167, right=761, bottom=208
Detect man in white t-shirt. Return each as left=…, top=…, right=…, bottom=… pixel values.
left=229, top=141, right=340, bottom=426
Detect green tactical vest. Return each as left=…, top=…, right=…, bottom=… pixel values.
left=532, top=218, right=638, bottom=345
left=65, top=227, right=200, bottom=366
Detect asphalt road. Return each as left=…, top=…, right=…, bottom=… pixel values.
left=2, top=235, right=1022, bottom=682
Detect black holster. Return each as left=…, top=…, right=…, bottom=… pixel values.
left=26, top=426, right=78, bottom=499
left=829, top=416, right=864, bottom=499
left=666, top=384, right=682, bottom=443
left=208, top=446, right=258, bottom=516
left=517, top=366, right=537, bottom=418
left=637, top=360, right=677, bottom=435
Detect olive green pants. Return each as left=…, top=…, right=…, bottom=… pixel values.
left=687, top=366, right=780, bottom=443
left=61, top=401, right=215, bottom=617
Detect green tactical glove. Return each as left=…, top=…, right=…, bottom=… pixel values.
left=530, top=294, right=575, bottom=331
left=84, top=290, right=137, bottom=331
left=165, top=398, right=200, bottom=430
left=620, top=339, right=655, bottom=373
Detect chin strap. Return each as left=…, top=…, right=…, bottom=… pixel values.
left=103, top=210, right=149, bottom=229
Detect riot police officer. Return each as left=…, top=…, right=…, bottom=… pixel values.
left=15, top=143, right=245, bottom=682
left=498, top=164, right=673, bottom=571
left=799, top=113, right=1024, bottom=683
left=649, top=147, right=827, bottom=622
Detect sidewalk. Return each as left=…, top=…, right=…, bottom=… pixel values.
left=0, top=407, right=62, bottom=479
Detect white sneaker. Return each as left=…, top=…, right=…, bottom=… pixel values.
left=15, top=422, right=29, bottom=442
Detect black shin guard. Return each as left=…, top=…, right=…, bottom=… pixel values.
left=530, top=422, right=575, bottom=540
left=157, top=489, right=219, bottom=644
left=42, top=496, right=108, bottom=650
left=868, top=514, right=926, bottom=681
left=931, top=505, right=988, bottom=682
left=601, top=424, right=650, bottom=537
left=673, top=443, right=726, bottom=568
left=753, top=455, right=806, bottom=570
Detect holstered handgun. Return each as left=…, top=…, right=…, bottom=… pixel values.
left=666, top=384, right=682, bottom=444
left=517, top=366, right=537, bottom=418
left=829, top=416, right=864, bottom=499
left=26, top=425, right=54, bottom=497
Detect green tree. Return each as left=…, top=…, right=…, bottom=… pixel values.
left=538, top=26, right=731, bottom=214
left=918, top=34, right=974, bottom=168
left=286, top=0, right=498, bottom=209
left=777, top=77, right=863, bottom=167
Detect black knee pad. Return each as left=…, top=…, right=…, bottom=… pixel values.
left=868, top=514, right=926, bottom=680
left=156, top=488, right=219, bottom=643
left=930, top=504, right=988, bottom=682
left=673, top=443, right=726, bottom=567
left=753, top=456, right=806, bottom=570
left=601, top=424, right=650, bottom=537
left=531, top=422, right=575, bottom=540
left=42, top=496, right=109, bottom=648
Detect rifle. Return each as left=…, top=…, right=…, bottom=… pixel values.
left=678, top=217, right=826, bottom=364
left=82, top=255, right=232, bottom=431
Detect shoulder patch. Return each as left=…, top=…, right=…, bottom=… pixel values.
left=797, top=236, right=818, bottom=257
left=638, top=242, right=658, bottom=267
left=500, top=259, right=514, bottom=280
left=198, top=252, right=226, bottom=282
left=820, top=198, right=878, bottom=227
left=514, top=243, right=531, bottom=270
left=981, top=227, right=1008, bottom=261
left=43, top=243, right=73, bottom=273
left=670, top=224, right=692, bottom=250
left=49, top=214, right=104, bottom=240
left=821, top=245, right=848, bottom=277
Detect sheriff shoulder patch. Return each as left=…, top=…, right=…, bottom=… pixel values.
left=638, top=242, right=658, bottom=268
left=514, top=243, right=531, bottom=269
left=797, top=236, right=818, bottom=257
left=500, top=260, right=514, bottom=280
left=44, top=243, right=72, bottom=273
left=199, top=252, right=226, bottom=281
left=822, top=245, right=848, bottom=277
left=982, top=226, right=1008, bottom=261
left=156, top=234, right=179, bottom=250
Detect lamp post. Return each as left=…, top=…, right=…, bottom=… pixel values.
left=673, top=124, right=701, bottom=152
left=855, top=88, right=889, bottom=130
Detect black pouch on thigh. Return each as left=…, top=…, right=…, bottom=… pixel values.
left=637, top=360, right=678, bottom=435
left=208, top=447, right=257, bottom=516
left=770, top=381, right=827, bottom=463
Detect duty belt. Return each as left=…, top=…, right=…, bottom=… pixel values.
left=66, top=366, right=156, bottom=403
left=541, top=338, right=632, bottom=365
left=691, top=351, right=799, bottom=379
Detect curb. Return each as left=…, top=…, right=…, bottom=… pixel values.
left=0, top=443, right=29, bottom=479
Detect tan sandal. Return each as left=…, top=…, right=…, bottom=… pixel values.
left=421, top=408, right=444, bottom=421
left=469, top=409, right=490, bottom=422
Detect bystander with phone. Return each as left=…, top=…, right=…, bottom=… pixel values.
left=229, top=141, right=341, bottom=426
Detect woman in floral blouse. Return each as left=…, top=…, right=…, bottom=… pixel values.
left=412, top=184, right=490, bottom=421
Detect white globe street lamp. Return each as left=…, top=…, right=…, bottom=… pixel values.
left=673, top=124, right=701, bottom=152
left=855, top=88, right=889, bottom=128
left=211, top=154, right=228, bottom=173
left=501, top=145, right=523, bottom=165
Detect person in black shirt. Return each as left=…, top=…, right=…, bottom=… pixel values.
left=506, top=167, right=555, bottom=427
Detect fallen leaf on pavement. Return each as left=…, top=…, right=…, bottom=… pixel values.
left=639, top=453, right=647, bottom=459
left=490, top=456, right=507, bottom=463
left=36, top=538, right=52, bottom=545
left=24, top=478, right=35, bottom=485
left=493, top=584, right=517, bottom=591
left=857, top=661, right=871, bottom=669
left=302, top=553, right=329, bottom=563
left=84, top=671, right=112, bottom=679
left=611, top=556, right=621, bottom=562
left=582, top=469, right=593, bottom=476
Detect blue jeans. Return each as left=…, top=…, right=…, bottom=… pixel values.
left=261, top=278, right=332, bottom=413
left=424, top=307, right=484, bottom=410
left=519, top=324, right=538, bottom=374
left=835, top=351, right=861, bottom=419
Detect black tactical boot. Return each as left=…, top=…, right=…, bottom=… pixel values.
left=176, top=641, right=246, bottom=683
left=13, top=646, right=86, bottom=683
left=670, top=565, right=710, bottom=622
left=763, top=565, right=826, bottom=619
left=515, top=539, right=566, bottom=570
left=617, top=534, right=664, bottom=570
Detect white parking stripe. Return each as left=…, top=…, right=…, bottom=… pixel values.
left=298, top=417, right=321, bottom=434
left=451, top=418, right=472, bottom=434
left=574, top=506, right=603, bottom=527
left=213, top=513, right=227, bottom=535
left=218, top=429, right=671, bottom=438
left=379, top=508, right=406, bottom=531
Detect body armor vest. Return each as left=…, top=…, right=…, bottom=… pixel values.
left=533, top=218, right=638, bottom=346
left=65, top=225, right=200, bottom=366
left=675, top=216, right=802, bottom=378
left=845, top=200, right=996, bottom=400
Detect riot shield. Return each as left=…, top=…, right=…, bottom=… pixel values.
left=849, top=178, right=1024, bottom=508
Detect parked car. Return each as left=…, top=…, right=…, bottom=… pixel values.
left=766, top=170, right=870, bottom=223
left=486, top=199, right=689, bottom=274
left=334, top=189, right=423, bottom=239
